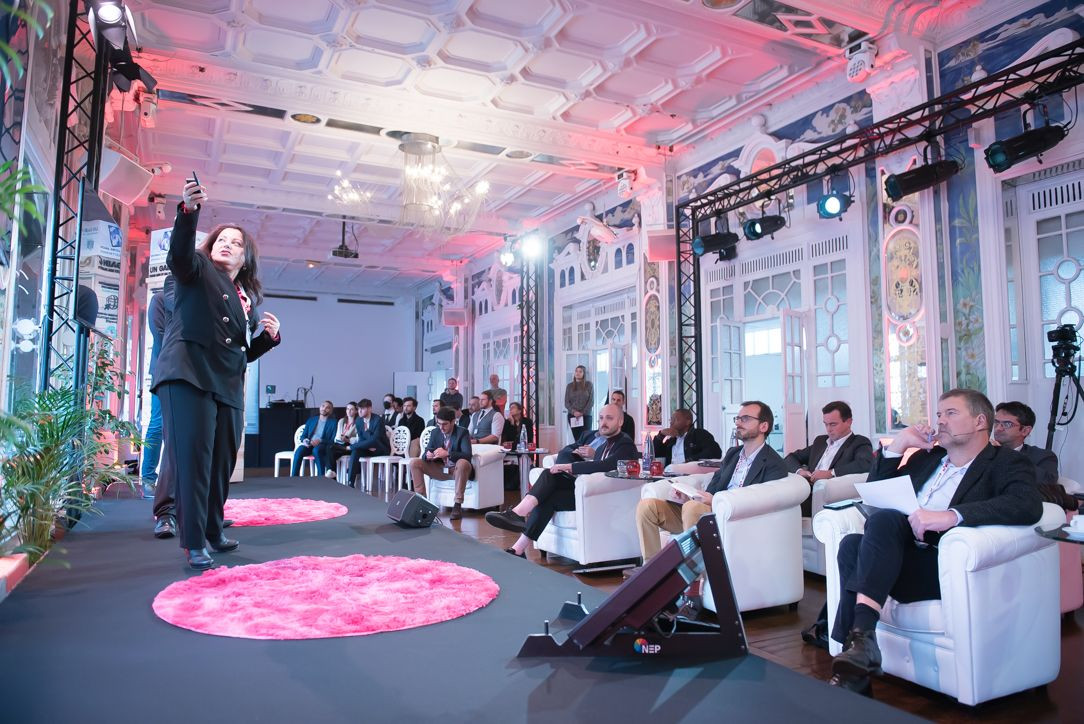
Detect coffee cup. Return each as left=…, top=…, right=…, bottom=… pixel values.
left=1069, top=515, right=1084, bottom=531
left=502, top=441, right=513, bottom=450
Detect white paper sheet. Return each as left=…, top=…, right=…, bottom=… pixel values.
left=570, top=416, right=585, bottom=428
left=854, top=475, right=919, bottom=515
left=671, top=480, right=706, bottom=501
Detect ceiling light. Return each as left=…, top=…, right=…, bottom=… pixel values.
left=692, top=231, right=739, bottom=259
left=984, top=124, right=1067, bottom=173
left=521, top=232, right=544, bottom=260
left=290, top=113, right=322, bottom=125
left=816, top=191, right=853, bottom=219
left=328, top=170, right=372, bottom=209
left=305, top=260, right=319, bottom=269
left=884, top=159, right=961, bottom=202
left=397, top=132, right=489, bottom=236
left=742, top=214, right=786, bottom=240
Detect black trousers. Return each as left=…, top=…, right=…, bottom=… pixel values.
left=831, top=510, right=942, bottom=643
left=524, top=469, right=578, bottom=540
left=347, top=447, right=380, bottom=486
left=151, top=436, right=175, bottom=520
left=159, top=380, right=242, bottom=550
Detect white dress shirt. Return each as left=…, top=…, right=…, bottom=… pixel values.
left=729, top=442, right=765, bottom=489
left=814, top=432, right=852, bottom=472
left=882, top=449, right=971, bottom=523
left=672, top=434, right=687, bottom=465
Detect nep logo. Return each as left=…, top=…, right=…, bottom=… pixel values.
left=633, top=637, right=661, bottom=654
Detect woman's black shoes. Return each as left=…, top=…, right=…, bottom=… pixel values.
left=505, top=548, right=526, bottom=558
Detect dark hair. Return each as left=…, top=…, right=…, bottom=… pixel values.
left=447, top=377, right=457, bottom=383
left=393, top=397, right=403, bottom=405
left=570, top=365, right=588, bottom=391
left=509, top=401, right=523, bottom=414
left=436, top=407, right=456, bottom=423
left=740, top=400, right=774, bottom=433
left=198, top=224, right=263, bottom=306
left=358, top=398, right=373, bottom=408
left=470, top=396, right=479, bottom=401
left=673, top=408, right=693, bottom=420
left=432, top=398, right=442, bottom=405
left=403, top=396, right=417, bottom=405
left=995, top=401, right=1036, bottom=428
left=940, top=388, right=994, bottom=430
left=611, top=389, right=625, bottom=400
left=821, top=401, right=853, bottom=420
left=479, top=391, right=492, bottom=403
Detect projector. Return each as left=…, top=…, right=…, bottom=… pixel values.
left=330, top=244, right=358, bottom=259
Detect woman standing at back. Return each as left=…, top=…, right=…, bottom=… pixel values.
left=564, top=364, right=593, bottom=439
left=153, top=178, right=282, bottom=570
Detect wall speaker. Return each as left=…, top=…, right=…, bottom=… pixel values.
left=441, top=305, right=468, bottom=327
left=99, top=146, right=153, bottom=206
left=386, top=490, right=438, bottom=528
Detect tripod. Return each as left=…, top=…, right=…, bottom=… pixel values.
left=1045, top=363, right=1084, bottom=450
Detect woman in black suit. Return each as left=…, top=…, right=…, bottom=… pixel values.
left=153, top=179, right=281, bottom=569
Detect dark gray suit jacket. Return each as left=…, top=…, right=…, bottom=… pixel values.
left=784, top=433, right=874, bottom=477
left=705, top=443, right=789, bottom=495
left=1020, top=444, right=1059, bottom=486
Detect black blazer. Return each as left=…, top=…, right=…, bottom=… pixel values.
left=396, top=412, right=426, bottom=441
left=424, top=425, right=473, bottom=464
left=501, top=416, right=534, bottom=445
left=621, top=412, right=636, bottom=441
left=351, top=415, right=390, bottom=456
left=152, top=205, right=279, bottom=409
left=554, top=429, right=638, bottom=476
left=1020, top=444, right=1059, bottom=486
left=784, top=434, right=875, bottom=477
left=705, top=443, right=789, bottom=495
left=869, top=444, right=1042, bottom=527
left=653, top=428, right=722, bottom=465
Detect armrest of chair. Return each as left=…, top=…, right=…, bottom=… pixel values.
left=666, top=461, right=711, bottom=475
left=810, top=472, right=867, bottom=516
left=640, top=472, right=715, bottom=502
left=576, top=471, right=647, bottom=499
left=541, top=454, right=556, bottom=468
left=939, top=502, right=1063, bottom=572
left=1058, top=476, right=1081, bottom=496
left=711, top=473, right=809, bottom=522
left=471, top=445, right=506, bottom=468
left=812, top=506, right=867, bottom=545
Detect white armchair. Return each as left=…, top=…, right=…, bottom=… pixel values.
left=814, top=502, right=1064, bottom=706
left=530, top=455, right=647, bottom=566
left=424, top=443, right=505, bottom=511
left=803, top=473, right=867, bottom=575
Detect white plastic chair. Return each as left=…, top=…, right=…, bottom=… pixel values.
left=274, top=426, right=314, bottom=477
left=365, top=426, right=411, bottom=496
left=392, top=425, right=432, bottom=490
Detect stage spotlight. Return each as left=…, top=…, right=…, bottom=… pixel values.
left=884, top=159, right=961, bottom=202
left=499, top=239, right=515, bottom=267
left=742, top=214, right=786, bottom=240
left=692, top=231, right=739, bottom=260
left=816, top=190, right=853, bottom=219
left=521, top=232, right=544, bottom=260
left=984, top=124, right=1067, bottom=173
left=86, top=1, right=158, bottom=92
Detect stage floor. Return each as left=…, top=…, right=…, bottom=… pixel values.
left=0, top=476, right=923, bottom=723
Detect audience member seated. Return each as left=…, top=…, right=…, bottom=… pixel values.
left=458, top=396, right=480, bottom=430
left=381, top=393, right=396, bottom=424
left=784, top=401, right=874, bottom=516
left=652, top=408, right=721, bottom=465
left=347, top=399, right=389, bottom=487
left=827, top=388, right=1043, bottom=694
left=409, top=407, right=473, bottom=520
left=426, top=398, right=441, bottom=428
left=501, top=402, right=535, bottom=490
left=486, top=404, right=636, bottom=557
left=328, top=401, right=360, bottom=478
left=292, top=400, right=337, bottom=477
left=440, top=377, right=464, bottom=411
left=635, top=401, right=787, bottom=563
left=610, top=389, right=635, bottom=440
left=487, top=372, right=508, bottom=415
left=994, top=401, right=1074, bottom=509
left=398, top=396, right=426, bottom=457
left=467, top=391, right=505, bottom=444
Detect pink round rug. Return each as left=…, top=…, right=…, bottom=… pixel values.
left=152, top=555, right=500, bottom=639
left=223, top=497, right=347, bottom=526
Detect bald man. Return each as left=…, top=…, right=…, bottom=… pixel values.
left=486, top=404, right=638, bottom=557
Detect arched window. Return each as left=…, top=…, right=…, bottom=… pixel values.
left=625, top=243, right=635, bottom=265
left=568, top=267, right=576, bottom=285
left=511, top=288, right=519, bottom=305
left=560, top=270, right=566, bottom=288
left=614, top=248, right=623, bottom=269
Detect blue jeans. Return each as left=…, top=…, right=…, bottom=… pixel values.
left=141, top=392, right=163, bottom=484
left=292, top=444, right=328, bottom=476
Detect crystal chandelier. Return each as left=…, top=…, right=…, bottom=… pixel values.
left=328, top=170, right=373, bottom=211
left=398, top=132, right=489, bottom=237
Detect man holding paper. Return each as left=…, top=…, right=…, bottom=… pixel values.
left=828, top=388, right=1043, bottom=694
left=635, top=401, right=787, bottom=562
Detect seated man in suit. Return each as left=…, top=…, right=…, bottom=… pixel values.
left=467, top=391, right=504, bottom=444
left=828, top=388, right=1043, bottom=694
left=458, top=396, right=480, bottom=431
left=611, top=389, right=636, bottom=440
left=652, top=408, right=722, bottom=466
left=347, top=399, right=389, bottom=488
left=635, top=400, right=788, bottom=563
left=784, top=401, right=874, bottom=516
left=398, top=396, right=426, bottom=457
left=426, top=398, right=441, bottom=428
left=993, top=402, right=1070, bottom=507
left=292, top=400, right=338, bottom=476
left=486, top=404, right=637, bottom=557
left=409, top=407, right=473, bottom=520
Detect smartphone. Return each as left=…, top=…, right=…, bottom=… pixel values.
left=824, top=498, right=861, bottom=511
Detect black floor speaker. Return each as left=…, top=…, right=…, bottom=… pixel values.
left=386, top=490, right=438, bottom=528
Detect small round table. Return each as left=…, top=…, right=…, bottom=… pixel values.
left=1035, top=525, right=1084, bottom=545
left=505, top=448, right=548, bottom=496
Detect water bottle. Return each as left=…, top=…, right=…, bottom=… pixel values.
left=641, top=432, right=653, bottom=477
left=518, top=423, right=528, bottom=452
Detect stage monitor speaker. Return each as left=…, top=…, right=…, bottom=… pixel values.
left=441, top=305, right=468, bottom=326
left=387, top=490, right=438, bottom=528
left=99, top=146, right=153, bottom=206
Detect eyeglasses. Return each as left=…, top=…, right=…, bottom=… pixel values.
left=993, top=420, right=1020, bottom=430
left=734, top=415, right=762, bottom=424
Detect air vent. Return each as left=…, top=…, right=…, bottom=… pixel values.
left=336, top=298, right=395, bottom=306
left=265, top=293, right=317, bottom=301
left=810, top=235, right=848, bottom=259
left=325, top=118, right=384, bottom=136
left=1029, top=179, right=1083, bottom=213
left=1028, top=159, right=1084, bottom=182
left=740, top=247, right=803, bottom=275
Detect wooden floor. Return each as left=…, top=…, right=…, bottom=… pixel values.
left=255, top=472, right=1083, bottom=723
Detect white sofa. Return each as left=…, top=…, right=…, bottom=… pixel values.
left=424, top=443, right=505, bottom=512
left=803, top=473, right=867, bottom=575
left=814, top=502, right=1064, bottom=706
left=529, top=455, right=646, bottom=566
left=641, top=472, right=809, bottom=613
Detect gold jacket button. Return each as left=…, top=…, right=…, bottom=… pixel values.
left=225, top=337, right=232, bottom=344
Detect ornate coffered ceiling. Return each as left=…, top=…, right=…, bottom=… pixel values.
left=118, top=0, right=965, bottom=296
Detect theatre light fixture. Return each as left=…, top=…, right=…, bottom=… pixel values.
left=86, top=1, right=157, bottom=92
left=499, top=237, right=515, bottom=267
left=817, top=168, right=854, bottom=220
left=884, top=142, right=962, bottom=202
left=520, top=232, right=544, bottom=260
left=984, top=104, right=1069, bottom=172
left=742, top=214, right=786, bottom=240
left=692, top=231, right=739, bottom=260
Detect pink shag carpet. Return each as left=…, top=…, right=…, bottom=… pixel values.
left=152, top=555, right=500, bottom=639
left=222, top=497, right=347, bottom=526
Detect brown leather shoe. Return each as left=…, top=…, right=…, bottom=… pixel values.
left=832, top=628, right=883, bottom=678
left=449, top=503, right=463, bottom=521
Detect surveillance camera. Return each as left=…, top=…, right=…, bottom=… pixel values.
left=149, top=193, right=166, bottom=220
left=146, top=162, right=172, bottom=176
left=845, top=40, right=877, bottom=83
left=139, top=91, right=158, bottom=128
